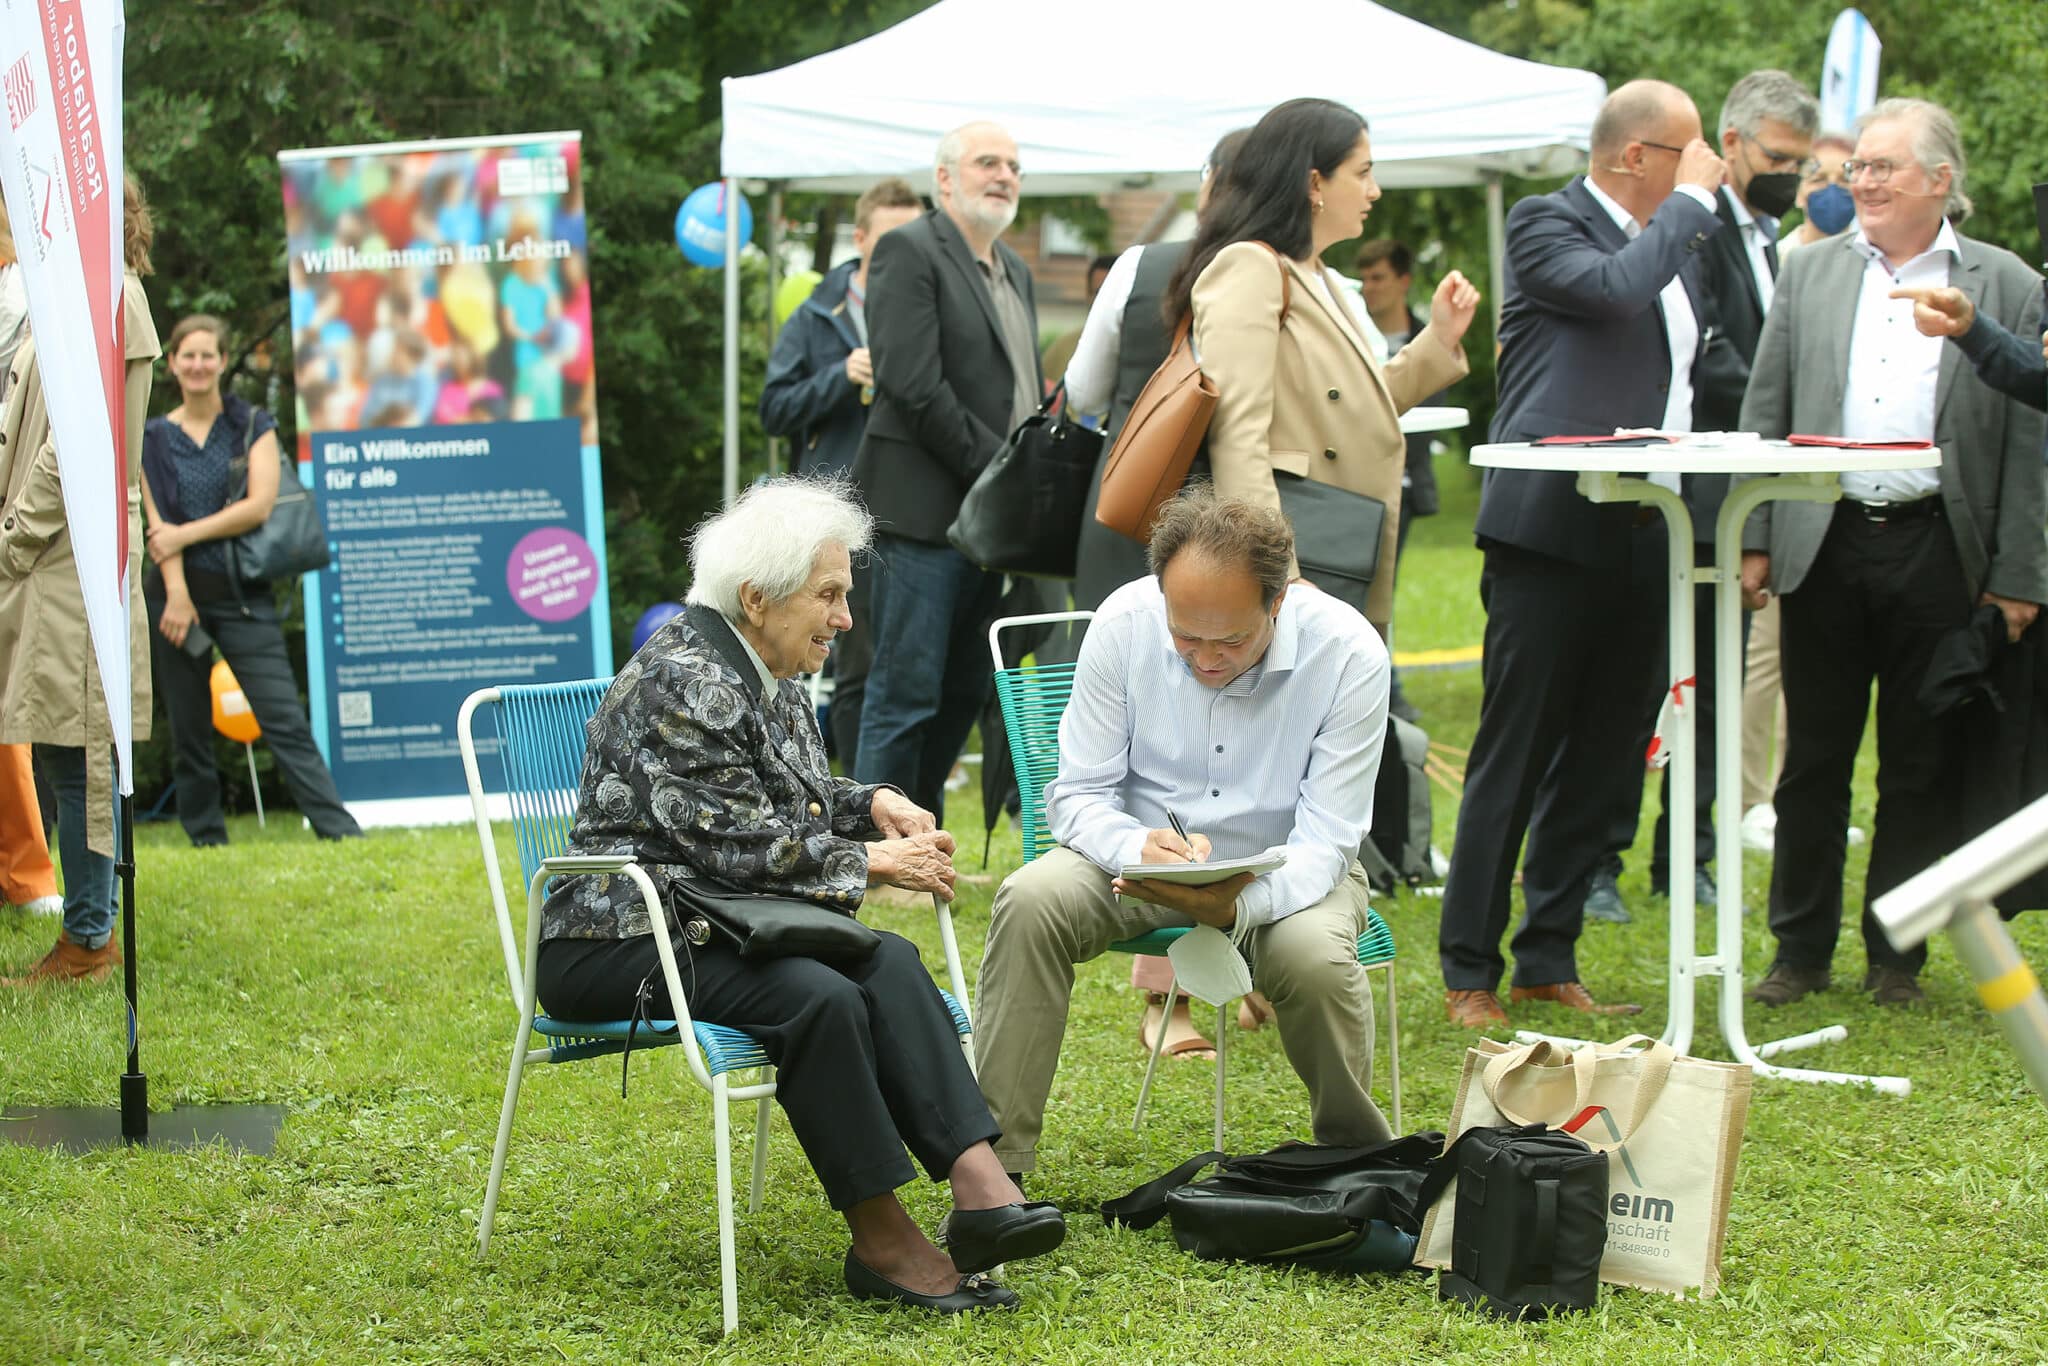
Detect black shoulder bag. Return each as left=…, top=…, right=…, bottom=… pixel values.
left=670, top=878, right=880, bottom=964
left=225, top=396, right=331, bottom=586
left=948, top=380, right=1102, bottom=578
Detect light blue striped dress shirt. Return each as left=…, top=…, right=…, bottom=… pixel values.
left=1044, top=576, right=1389, bottom=927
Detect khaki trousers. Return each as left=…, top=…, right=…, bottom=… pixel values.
left=976, top=846, right=1390, bottom=1172
left=1742, top=597, right=1788, bottom=811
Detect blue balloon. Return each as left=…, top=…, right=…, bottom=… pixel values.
left=632, top=601, right=685, bottom=651
left=674, top=182, right=753, bottom=268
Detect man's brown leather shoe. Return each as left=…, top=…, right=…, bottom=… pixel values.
left=1445, top=988, right=1509, bottom=1028
left=1510, top=981, right=1642, bottom=1016
left=3, top=932, right=121, bottom=985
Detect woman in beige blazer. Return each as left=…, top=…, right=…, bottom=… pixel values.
left=1167, top=98, right=1479, bottom=632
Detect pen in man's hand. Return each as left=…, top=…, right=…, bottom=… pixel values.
left=1165, top=807, right=1195, bottom=860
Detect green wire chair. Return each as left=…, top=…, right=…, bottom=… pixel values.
left=989, top=611, right=1402, bottom=1151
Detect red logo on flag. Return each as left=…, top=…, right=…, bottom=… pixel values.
left=4, top=53, right=33, bottom=130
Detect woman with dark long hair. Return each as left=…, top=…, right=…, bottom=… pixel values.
left=1166, top=97, right=1480, bottom=634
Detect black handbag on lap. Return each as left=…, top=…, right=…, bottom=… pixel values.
left=1273, top=470, right=1386, bottom=619
left=948, top=380, right=1103, bottom=579
left=671, top=879, right=880, bottom=964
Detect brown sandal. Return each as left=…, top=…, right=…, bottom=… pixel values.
left=1140, top=993, right=1216, bottom=1060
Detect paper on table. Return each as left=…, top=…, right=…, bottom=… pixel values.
left=1118, top=847, right=1288, bottom=884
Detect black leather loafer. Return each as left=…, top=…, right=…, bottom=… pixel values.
left=941, top=1200, right=1067, bottom=1275
left=842, top=1251, right=1020, bottom=1313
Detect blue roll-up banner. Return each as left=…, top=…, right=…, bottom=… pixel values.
left=277, top=131, right=610, bottom=824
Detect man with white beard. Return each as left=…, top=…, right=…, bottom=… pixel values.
left=851, top=122, right=1042, bottom=822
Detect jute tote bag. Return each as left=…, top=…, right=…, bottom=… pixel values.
left=1416, top=1036, right=1751, bottom=1297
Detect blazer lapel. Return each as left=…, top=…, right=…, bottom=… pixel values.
left=1935, top=245, right=1985, bottom=429
left=929, top=211, right=1008, bottom=355
left=1811, top=238, right=1865, bottom=413
left=1282, top=255, right=1392, bottom=406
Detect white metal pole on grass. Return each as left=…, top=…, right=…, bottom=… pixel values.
left=723, top=177, right=741, bottom=507
left=244, top=744, right=266, bottom=827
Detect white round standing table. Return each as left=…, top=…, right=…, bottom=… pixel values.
left=1399, top=405, right=1469, bottom=434
left=1468, top=440, right=1942, bottom=1095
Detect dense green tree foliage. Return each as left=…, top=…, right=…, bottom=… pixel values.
left=115, top=2, right=2044, bottom=808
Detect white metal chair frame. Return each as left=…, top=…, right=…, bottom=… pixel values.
left=458, top=682, right=974, bottom=1336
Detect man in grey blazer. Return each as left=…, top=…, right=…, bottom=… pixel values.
left=1739, top=97, right=2047, bottom=1008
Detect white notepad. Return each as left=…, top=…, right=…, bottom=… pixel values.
left=1117, top=847, right=1288, bottom=885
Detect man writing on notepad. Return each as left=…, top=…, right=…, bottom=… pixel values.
left=975, top=489, right=1394, bottom=1178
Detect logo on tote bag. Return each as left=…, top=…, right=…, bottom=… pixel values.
left=1566, top=1105, right=1678, bottom=1248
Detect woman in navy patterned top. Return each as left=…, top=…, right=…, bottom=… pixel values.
left=140, top=316, right=360, bottom=846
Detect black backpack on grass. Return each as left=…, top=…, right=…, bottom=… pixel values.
left=1416, top=1124, right=1609, bottom=1320
left=1101, top=1133, right=1445, bottom=1274
left=1360, top=715, right=1434, bottom=891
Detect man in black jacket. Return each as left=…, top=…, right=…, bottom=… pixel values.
left=760, top=177, right=923, bottom=768
left=851, top=122, right=1039, bottom=821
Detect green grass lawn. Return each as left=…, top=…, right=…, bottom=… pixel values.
left=3, top=461, right=2046, bottom=1361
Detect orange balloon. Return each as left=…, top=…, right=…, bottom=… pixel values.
left=210, top=660, right=263, bottom=744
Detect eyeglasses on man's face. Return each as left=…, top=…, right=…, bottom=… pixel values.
left=1739, top=131, right=1818, bottom=178
left=1841, top=157, right=1924, bottom=186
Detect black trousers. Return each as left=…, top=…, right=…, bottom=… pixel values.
left=1438, top=533, right=1666, bottom=991
left=1768, top=503, right=1969, bottom=976
left=1602, top=545, right=1719, bottom=888
left=537, top=928, right=998, bottom=1211
left=144, top=570, right=361, bottom=843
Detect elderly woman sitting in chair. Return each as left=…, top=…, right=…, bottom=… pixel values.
left=536, top=477, right=1063, bottom=1313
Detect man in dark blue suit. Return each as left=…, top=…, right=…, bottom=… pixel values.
left=1593, top=71, right=1818, bottom=922
left=1439, top=80, right=1728, bottom=1028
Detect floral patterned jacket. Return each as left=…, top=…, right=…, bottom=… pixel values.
left=540, top=604, right=891, bottom=942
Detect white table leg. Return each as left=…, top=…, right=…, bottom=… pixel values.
left=1576, top=473, right=1697, bottom=1055
left=1711, top=474, right=1910, bottom=1094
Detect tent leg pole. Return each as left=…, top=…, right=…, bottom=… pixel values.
left=1485, top=174, right=1505, bottom=338
left=723, top=177, right=741, bottom=507
left=765, top=183, right=785, bottom=477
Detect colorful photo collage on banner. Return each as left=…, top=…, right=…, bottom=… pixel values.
left=280, top=137, right=595, bottom=452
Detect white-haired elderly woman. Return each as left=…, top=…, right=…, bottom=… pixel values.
left=536, top=477, right=1063, bottom=1313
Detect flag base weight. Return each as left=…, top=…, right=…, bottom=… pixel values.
left=1, top=1096, right=283, bottom=1154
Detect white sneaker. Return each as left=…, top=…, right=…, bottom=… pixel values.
left=9, top=894, right=64, bottom=916
left=1740, top=804, right=1776, bottom=853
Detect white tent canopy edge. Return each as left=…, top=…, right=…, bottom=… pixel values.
left=716, top=0, right=1607, bottom=501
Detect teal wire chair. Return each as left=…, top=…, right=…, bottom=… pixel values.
left=989, top=612, right=1402, bottom=1151
left=458, top=677, right=972, bottom=1337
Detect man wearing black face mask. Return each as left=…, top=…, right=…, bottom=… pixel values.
left=1588, top=70, right=1819, bottom=927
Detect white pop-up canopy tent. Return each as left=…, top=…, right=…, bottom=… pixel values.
left=715, top=0, right=1607, bottom=499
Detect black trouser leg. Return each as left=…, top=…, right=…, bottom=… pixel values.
left=1515, top=526, right=1666, bottom=985
left=144, top=575, right=230, bottom=844
left=1772, top=508, right=1966, bottom=976
left=538, top=930, right=996, bottom=1210
left=1440, top=550, right=1573, bottom=990
left=204, top=591, right=361, bottom=838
